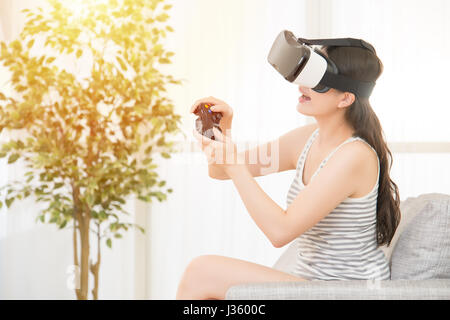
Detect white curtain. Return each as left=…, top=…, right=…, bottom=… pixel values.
left=1, top=0, right=449, bottom=300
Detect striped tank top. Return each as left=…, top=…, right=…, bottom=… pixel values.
left=284, top=128, right=390, bottom=280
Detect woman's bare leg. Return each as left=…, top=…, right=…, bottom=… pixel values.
left=176, top=254, right=305, bottom=300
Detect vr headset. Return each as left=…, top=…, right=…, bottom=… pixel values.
left=267, top=30, right=377, bottom=98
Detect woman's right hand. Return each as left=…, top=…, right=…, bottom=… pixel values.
left=190, top=96, right=234, bottom=137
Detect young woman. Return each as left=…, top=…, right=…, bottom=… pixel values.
left=176, top=43, right=401, bottom=300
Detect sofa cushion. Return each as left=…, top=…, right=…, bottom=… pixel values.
left=380, top=193, right=450, bottom=262
left=390, top=194, right=450, bottom=280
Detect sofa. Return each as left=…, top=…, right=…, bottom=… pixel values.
left=225, top=193, right=450, bottom=300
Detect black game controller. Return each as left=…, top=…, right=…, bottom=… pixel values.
left=194, top=103, right=223, bottom=140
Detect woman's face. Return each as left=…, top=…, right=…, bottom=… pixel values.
left=296, top=86, right=351, bottom=116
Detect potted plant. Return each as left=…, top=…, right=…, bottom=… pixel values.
left=0, top=0, right=182, bottom=300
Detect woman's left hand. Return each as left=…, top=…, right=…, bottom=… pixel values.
left=193, top=127, right=243, bottom=173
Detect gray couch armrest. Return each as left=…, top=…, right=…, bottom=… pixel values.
left=225, top=279, right=450, bottom=300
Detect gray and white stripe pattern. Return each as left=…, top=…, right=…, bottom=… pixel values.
left=286, top=128, right=390, bottom=280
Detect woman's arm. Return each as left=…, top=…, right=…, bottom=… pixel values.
left=223, top=164, right=286, bottom=247
left=223, top=141, right=367, bottom=248
left=191, top=96, right=317, bottom=180
left=209, top=123, right=318, bottom=180
left=192, top=98, right=366, bottom=248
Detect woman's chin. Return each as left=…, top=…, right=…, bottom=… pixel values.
left=296, top=102, right=314, bottom=115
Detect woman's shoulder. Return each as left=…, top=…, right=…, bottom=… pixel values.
left=346, top=137, right=379, bottom=164
left=332, top=137, right=378, bottom=167
left=331, top=138, right=379, bottom=198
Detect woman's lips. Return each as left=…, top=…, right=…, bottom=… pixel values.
left=299, top=95, right=311, bottom=104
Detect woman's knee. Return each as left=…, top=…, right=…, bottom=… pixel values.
left=177, top=255, right=217, bottom=298
left=180, top=255, right=216, bottom=285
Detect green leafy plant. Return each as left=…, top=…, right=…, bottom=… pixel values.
left=0, top=0, right=182, bottom=300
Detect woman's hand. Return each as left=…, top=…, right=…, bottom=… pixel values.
left=190, top=96, right=234, bottom=138
left=193, top=125, right=244, bottom=174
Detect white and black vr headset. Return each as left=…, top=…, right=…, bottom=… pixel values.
left=268, top=30, right=376, bottom=98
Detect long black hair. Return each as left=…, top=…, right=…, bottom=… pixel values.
left=323, top=45, right=401, bottom=247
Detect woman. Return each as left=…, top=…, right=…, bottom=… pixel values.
left=176, top=43, right=401, bottom=300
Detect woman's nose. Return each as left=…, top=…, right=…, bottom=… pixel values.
left=298, top=86, right=310, bottom=95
